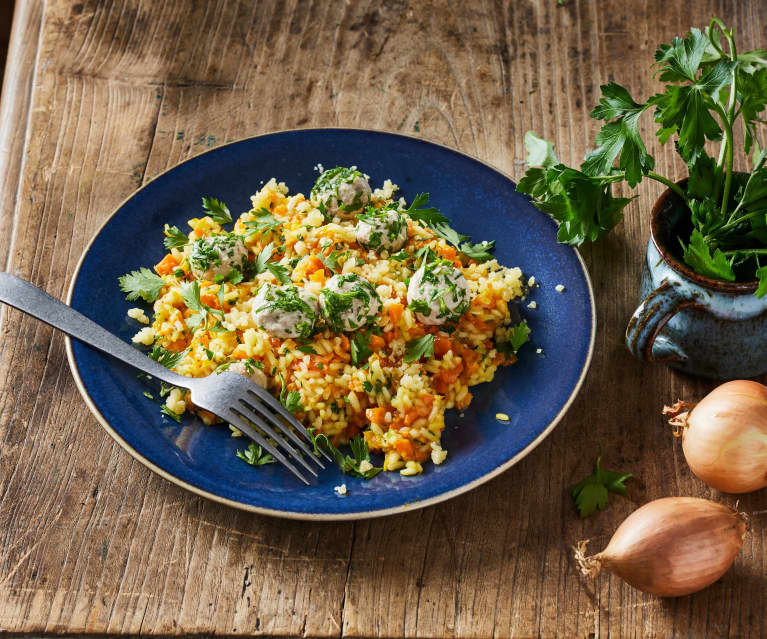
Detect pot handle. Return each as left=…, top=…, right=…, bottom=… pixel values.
left=625, top=281, right=701, bottom=363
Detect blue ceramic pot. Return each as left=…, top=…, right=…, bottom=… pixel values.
left=625, top=182, right=767, bottom=379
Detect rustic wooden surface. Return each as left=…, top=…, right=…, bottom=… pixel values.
left=1, top=1, right=766, bottom=637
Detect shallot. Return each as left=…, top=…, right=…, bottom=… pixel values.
left=664, top=380, right=767, bottom=493
left=575, top=497, right=746, bottom=597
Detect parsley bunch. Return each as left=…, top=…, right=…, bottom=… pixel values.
left=517, top=19, right=767, bottom=296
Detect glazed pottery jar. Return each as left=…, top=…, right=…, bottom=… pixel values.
left=625, top=183, right=767, bottom=379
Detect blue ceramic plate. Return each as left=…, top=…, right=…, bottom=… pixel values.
left=66, top=129, right=595, bottom=520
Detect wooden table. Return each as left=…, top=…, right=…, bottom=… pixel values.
left=1, top=1, right=765, bottom=637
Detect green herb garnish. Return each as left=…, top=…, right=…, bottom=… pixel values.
left=496, top=320, right=531, bottom=359
left=160, top=405, right=183, bottom=423
left=148, top=344, right=187, bottom=369
left=118, top=268, right=165, bottom=303
left=571, top=455, right=632, bottom=518
left=404, top=334, right=435, bottom=363
left=236, top=442, right=276, bottom=466
left=163, top=225, right=189, bottom=250
left=201, top=196, right=233, bottom=224
left=308, top=429, right=383, bottom=479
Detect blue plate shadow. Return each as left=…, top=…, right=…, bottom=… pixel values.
left=67, top=129, right=595, bottom=519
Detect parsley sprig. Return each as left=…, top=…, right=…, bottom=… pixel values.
left=403, top=193, right=496, bottom=263
left=571, top=455, right=632, bottom=518
left=517, top=19, right=767, bottom=296
left=118, top=268, right=165, bottom=303
left=201, top=197, right=233, bottom=224
left=308, top=429, right=383, bottom=479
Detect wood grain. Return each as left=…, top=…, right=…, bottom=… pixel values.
left=1, top=1, right=766, bottom=637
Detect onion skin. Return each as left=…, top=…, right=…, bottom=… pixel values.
left=576, top=497, right=746, bottom=597
left=673, top=380, right=767, bottom=494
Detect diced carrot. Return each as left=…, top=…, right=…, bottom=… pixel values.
left=394, top=439, right=415, bottom=459
left=439, top=245, right=457, bottom=260
left=387, top=302, right=404, bottom=323
left=369, top=335, right=385, bottom=352
left=155, top=253, right=179, bottom=275
left=274, top=204, right=287, bottom=215
left=310, top=269, right=326, bottom=284
left=433, top=337, right=452, bottom=358
left=366, top=407, right=386, bottom=424
left=305, top=256, right=324, bottom=274
left=200, top=293, right=220, bottom=309
left=432, top=365, right=463, bottom=394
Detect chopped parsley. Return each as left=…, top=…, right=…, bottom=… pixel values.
left=148, top=344, right=187, bottom=369
left=308, top=429, right=383, bottom=479
left=160, top=405, right=182, bottom=423
left=266, top=262, right=291, bottom=284
left=350, top=330, right=373, bottom=366
left=254, top=242, right=275, bottom=274
left=236, top=442, right=276, bottom=467
left=496, top=320, right=531, bottom=358
left=404, top=334, right=434, bottom=363
left=244, top=208, right=281, bottom=237
left=297, top=344, right=317, bottom=354
left=118, top=268, right=165, bottom=303
left=279, top=374, right=303, bottom=413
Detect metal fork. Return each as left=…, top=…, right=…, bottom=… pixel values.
left=0, top=272, right=331, bottom=484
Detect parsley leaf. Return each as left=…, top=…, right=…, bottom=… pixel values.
left=254, top=242, right=275, bottom=274
left=351, top=331, right=373, bottom=366
left=236, top=442, right=276, bottom=467
left=180, top=280, right=204, bottom=313
left=160, top=405, right=182, bottom=423
left=118, top=268, right=165, bottom=303
left=297, top=344, right=317, bottom=354
left=148, top=344, right=187, bottom=369
left=163, top=225, right=189, bottom=250
left=757, top=265, right=767, bottom=298
left=582, top=83, right=654, bottom=187
left=245, top=208, right=281, bottom=237
left=524, top=131, right=559, bottom=169
left=404, top=193, right=449, bottom=226
left=266, top=262, right=291, bottom=284
left=308, top=429, right=383, bottom=479
left=321, top=250, right=346, bottom=273
left=571, top=455, right=632, bottom=518
left=496, top=320, right=530, bottom=359
left=404, top=334, right=434, bottom=363
left=279, top=374, right=302, bottom=413
left=201, top=196, right=233, bottom=224
left=682, top=229, right=736, bottom=281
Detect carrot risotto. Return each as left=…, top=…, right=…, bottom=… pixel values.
left=119, top=167, right=531, bottom=478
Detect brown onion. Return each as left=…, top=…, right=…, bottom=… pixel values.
left=575, top=497, right=746, bottom=597
left=664, top=380, right=767, bottom=493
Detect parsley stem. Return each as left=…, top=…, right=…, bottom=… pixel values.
left=646, top=173, right=689, bottom=203
left=716, top=210, right=762, bottom=233
left=713, top=103, right=736, bottom=220
left=724, top=248, right=767, bottom=256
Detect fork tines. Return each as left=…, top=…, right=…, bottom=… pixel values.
left=226, top=385, right=333, bottom=485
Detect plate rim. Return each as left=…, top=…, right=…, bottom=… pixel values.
left=64, top=127, right=596, bottom=521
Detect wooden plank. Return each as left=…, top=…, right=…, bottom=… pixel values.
left=0, top=0, right=42, bottom=270
left=0, top=1, right=765, bottom=637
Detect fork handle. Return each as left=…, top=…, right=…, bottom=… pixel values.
left=0, top=272, right=188, bottom=386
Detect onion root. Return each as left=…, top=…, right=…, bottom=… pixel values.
left=573, top=540, right=603, bottom=579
